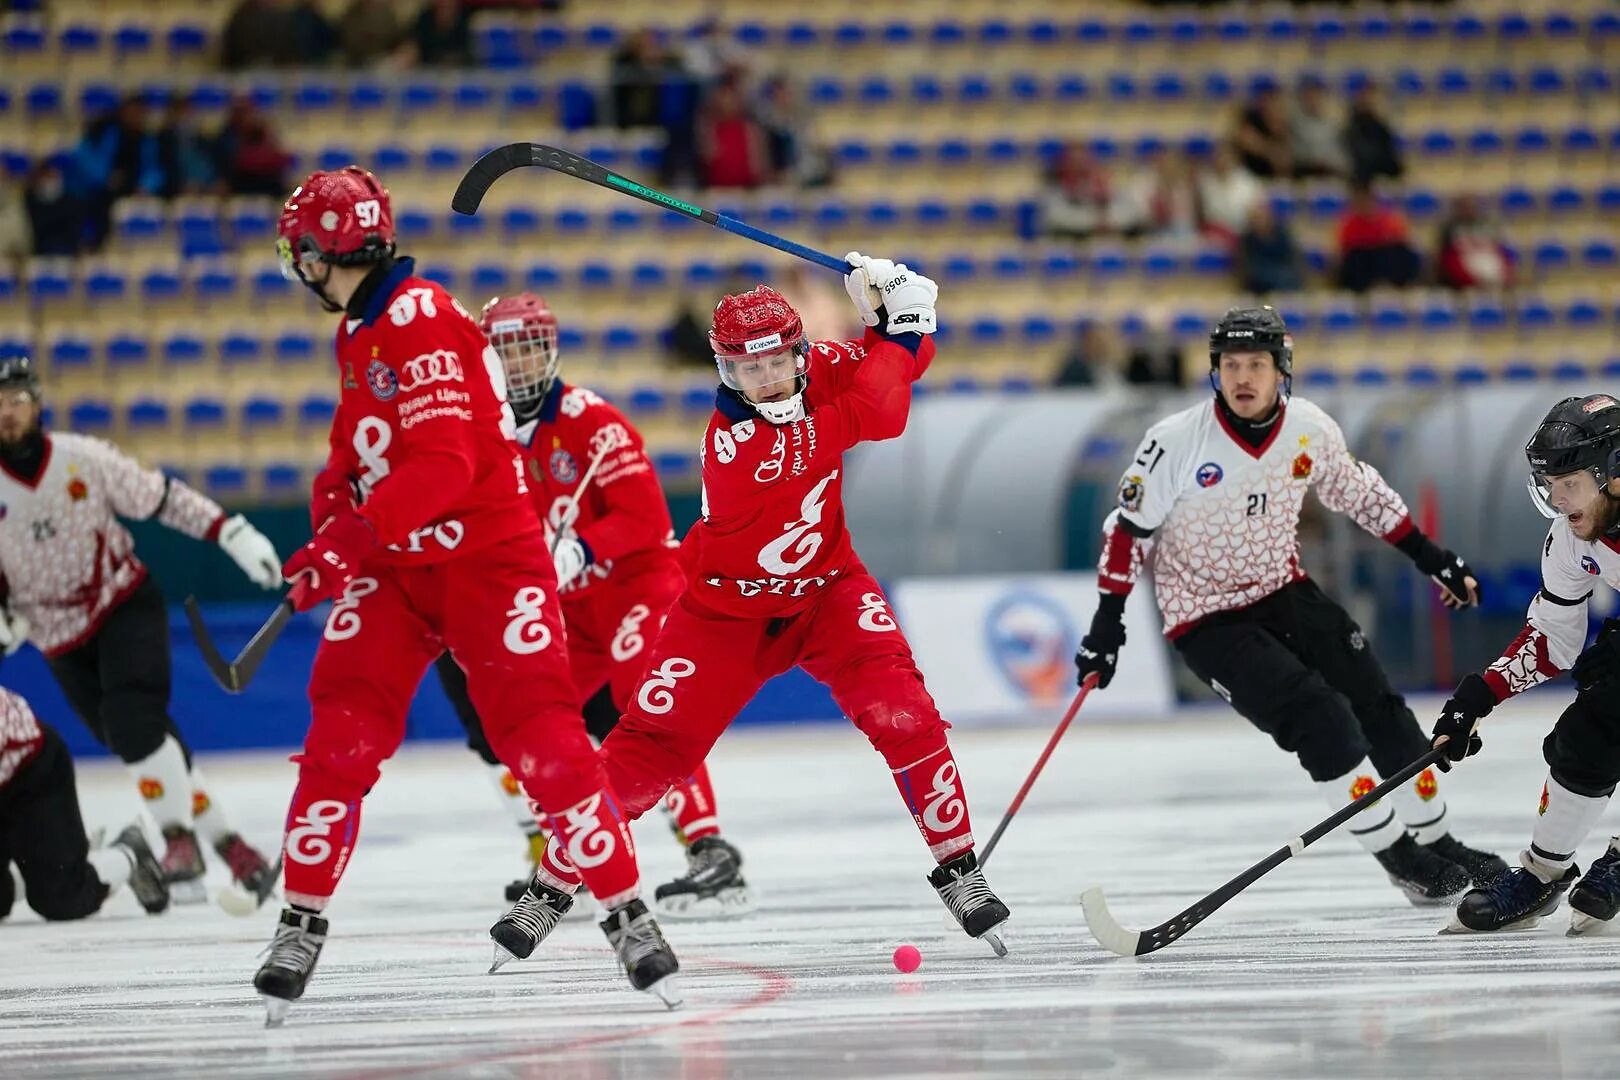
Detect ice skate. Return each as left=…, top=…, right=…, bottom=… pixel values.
left=1442, top=864, right=1579, bottom=933
left=253, top=908, right=328, bottom=1026
left=111, top=824, right=169, bottom=915
left=928, top=850, right=1010, bottom=957
left=1423, top=833, right=1509, bottom=888
left=214, top=833, right=280, bottom=916
left=1375, top=834, right=1471, bottom=906
left=489, top=873, right=575, bottom=972
left=1568, top=841, right=1620, bottom=936
left=600, top=898, right=681, bottom=1009
left=653, top=836, right=754, bottom=919
left=160, top=825, right=208, bottom=904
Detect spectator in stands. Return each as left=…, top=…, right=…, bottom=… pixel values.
left=338, top=0, right=404, bottom=68
left=0, top=175, right=32, bottom=262
left=408, top=0, right=474, bottom=68
left=698, top=76, right=769, bottom=190
left=23, top=160, right=88, bottom=257
left=1238, top=202, right=1307, bottom=296
left=1435, top=194, right=1515, bottom=291
left=610, top=29, right=679, bottom=129
left=160, top=99, right=221, bottom=196
left=1039, top=143, right=1112, bottom=242
left=681, top=18, right=744, bottom=90
left=216, top=99, right=293, bottom=198
left=1344, top=82, right=1404, bottom=184
left=221, top=0, right=336, bottom=70
left=757, top=75, right=807, bottom=183
left=1111, top=146, right=1199, bottom=241
left=1290, top=76, right=1349, bottom=179
left=1196, top=142, right=1263, bottom=246
left=1124, top=309, right=1185, bottom=387
left=1054, top=322, right=1121, bottom=389
left=664, top=294, right=717, bottom=368
left=1233, top=82, right=1291, bottom=180
left=1336, top=181, right=1421, bottom=293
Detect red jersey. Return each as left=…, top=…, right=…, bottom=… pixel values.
left=515, top=380, right=679, bottom=597
left=325, top=258, right=539, bottom=563
left=689, top=327, right=934, bottom=617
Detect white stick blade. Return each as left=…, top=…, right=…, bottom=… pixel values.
left=1080, top=887, right=1141, bottom=957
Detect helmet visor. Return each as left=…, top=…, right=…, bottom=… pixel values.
left=716, top=340, right=808, bottom=403
left=485, top=317, right=560, bottom=409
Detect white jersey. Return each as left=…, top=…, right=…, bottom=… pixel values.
left=0, top=433, right=225, bottom=655
left=0, top=686, right=43, bottom=789
left=1481, top=515, right=1619, bottom=699
left=1098, top=396, right=1412, bottom=636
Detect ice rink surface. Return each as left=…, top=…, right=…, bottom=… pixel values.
left=5, top=699, right=1620, bottom=1079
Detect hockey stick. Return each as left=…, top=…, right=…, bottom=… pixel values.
left=185, top=582, right=309, bottom=694
left=549, top=440, right=611, bottom=555
left=1081, top=744, right=1450, bottom=957
left=451, top=143, right=851, bottom=274
left=980, top=675, right=1099, bottom=868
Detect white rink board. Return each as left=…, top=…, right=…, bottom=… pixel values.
left=3, top=696, right=1620, bottom=1079
left=893, top=572, right=1174, bottom=723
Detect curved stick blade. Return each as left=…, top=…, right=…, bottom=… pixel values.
left=1080, top=888, right=1142, bottom=958
left=450, top=143, right=536, bottom=216
left=185, top=595, right=239, bottom=692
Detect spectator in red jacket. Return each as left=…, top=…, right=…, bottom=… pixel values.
left=1336, top=181, right=1421, bottom=292
left=699, top=76, right=768, bottom=190
left=1436, top=194, right=1515, bottom=291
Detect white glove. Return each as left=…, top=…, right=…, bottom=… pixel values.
left=843, top=251, right=897, bottom=328
left=843, top=252, right=938, bottom=335
left=0, top=606, right=30, bottom=656
left=552, top=534, right=588, bottom=588
left=218, top=514, right=282, bottom=590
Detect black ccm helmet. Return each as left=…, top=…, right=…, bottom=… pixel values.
left=1209, top=306, right=1293, bottom=390
left=0, top=352, right=41, bottom=399
left=1524, top=393, right=1620, bottom=519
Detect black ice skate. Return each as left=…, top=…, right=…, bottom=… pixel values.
left=653, top=836, right=754, bottom=919
left=600, top=898, right=681, bottom=1009
left=489, top=873, right=575, bottom=973
left=214, top=833, right=280, bottom=916
left=1374, top=834, right=1471, bottom=906
left=1443, top=864, right=1580, bottom=933
left=928, top=850, right=1010, bottom=957
left=112, top=824, right=170, bottom=915
left=1568, top=840, right=1620, bottom=936
left=253, top=908, right=329, bottom=1026
left=160, top=825, right=207, bottom=905
left=1423, top=833, right=1509, bottom=888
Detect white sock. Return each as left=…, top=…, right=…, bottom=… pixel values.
left=1317, top=759, right=1403, bottom=854
left=1388, top=762, right=1449, bottom=845
left=125, top=736, right=193, bottom=832
left=1526, top=776, right=1611, bottom=880
left=487, top=762, right=543, bottom=833
left=88, top=847, right=133, bottom=892
left=187, top=765, right=234, bottom=847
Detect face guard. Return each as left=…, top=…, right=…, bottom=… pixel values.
left=479, top=293, right=561, bottom=418
left=710, top=286, right=810, bottom=425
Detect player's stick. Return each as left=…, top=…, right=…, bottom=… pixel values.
left=451, top=143, right=852, bottom=274
left=185, top=582, right=309, bottom=694
left=548, top=441, right=611, bottom=555
left=979, top=675, right=1099, bottom=868
left=1080, top=745, right=1449, bottom=956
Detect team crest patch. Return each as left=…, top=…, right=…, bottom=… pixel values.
left=66, top=477, right=88, bottom=501
left=1292, top=452, right=1313, bottom=479
left=1196, top=462, right=1223, bottom=488
left=1582, top=555, right=1601, bottom=575
left=1348, top=774, right=1377, bottom=801
left=1415, top=768, right=1439, bottom=802
left=138, top=777, right=164, bottom=800
left=366, top=359, right=398, bottom=401
left=191, top=790, right=212, bottom=816
left=500, top=770, right=522, bottom=797
left=1119, top=474, right=1145, bottom=513
left=549, top=448, right=579, bottom=484
left=1348, top=630, right=1366, bottom=651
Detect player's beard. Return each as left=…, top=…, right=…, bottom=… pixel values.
left=1579, top=486, right=1620, bottom=540
left=0, top=408, right=42, bottom=456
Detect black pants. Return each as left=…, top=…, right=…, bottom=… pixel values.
left=433, top=652, right=621, bottom=766
left=1174, top=578, right=1429, bottom=783
left=46, top=575, right=189, bottom=766
left=0, top=725, right=109, bottom=922
left=1543, top=689, right=1620, bottom=799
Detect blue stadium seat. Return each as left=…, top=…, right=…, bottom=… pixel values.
left=470, top=262, right=509, bottom=294
left=1533, top=240, right=1572, bottom=273
left=1320, top=304, right=1361, bottom=337
left=1498, top=186, right=1537, bottom=216
left=105, top=333, right=150, bottom=369
left=298, top=395, right=337, bottom=426
left=500, top=206, right=541, bottom=237
left=22, top=82, right=64, bottom=119
left=732, top=22, right=769, bottom=47
left=194, top=266, right=238, bottom=301
left=1369, top=302, right=1411, bottom=334
left=1514, top=126, right=1553, bottom=155
left=1435, top=68, right=1473, bottom=97
left=1497, top=13, right=1534, bottom=41
left=625, top=384, right=668, bottom=415
left=1078, top=18, right=1110, bottom=45
left=188, top=82, right=231, bottom=112
left=86, top=266, right=128, bottom=303
left=112, top=23, right=154, bottom=59
left=3, top=22, right=47, bottom=55
left=241, top=397, right=285, bottom=429
left=1547, top=185, right=1585, bottom=214
left=219, top=332, right=262, bottom=365
left=1583, top=240, right=1618, bottom=270
left=274, top=331, right=316, bottom=364
left=162, top=332, right=206, bottom=365
left=68, top=399, right=114, bottom=432
left=49, top=335, right=94, bottom=370
left=125, top=399, right=170, bottom=430
left=166, top=22, right=208, bottom=59
left=228, top=201, right=275, bottom=237
left=652, top=450, right=694, bottom=481
left=630, top=262, right=667, bottom=289
left=294, top=81, right=339, bottom=113
left=1053, top=75, right=1090, bottom=102
left=203, top=464, right=247, bottom=496
left=59, top=23, right=103, bottom=55
left=1518, top=297, right=1557, bottom=331
left=1467, top=298, right=1508, bottom=333
left=784, top=22, right=818, bottom=47
left=453, top=79, right=494, bottom=112
left=115, top=201, right=166, bottom=245
left=1467, top=128, right=1505, bottom=156
left=252, top=269, right=291, bottom=300
left=523, top=264, right=561, bottom=291
left=401, top=81, right=443, bottom=113
left=137, top=267, right=179, bottom=303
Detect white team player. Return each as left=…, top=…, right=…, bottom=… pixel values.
left=1076, top=307, right=1506, bottom=903
left=0, top=353, right=283, bottom=910
left=1431, top=392, right=1620, bottom=933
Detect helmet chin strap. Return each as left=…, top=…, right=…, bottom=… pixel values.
left=752, top=392, right=806, bottom=424
left=296, top=260, right=343, bottom=313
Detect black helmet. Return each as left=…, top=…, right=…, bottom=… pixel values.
left=1209, top=306, right=1293, bottom=377
left=1524, top=393, right=1620, bottom=518
left=0, top=352, right=40, bottom=399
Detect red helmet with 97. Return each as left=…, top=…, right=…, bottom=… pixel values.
left=479, top=292, right=560, bottom=420
left=276, top=166, right=395, bottom=311
left=710, top=285, right=809, bottom=424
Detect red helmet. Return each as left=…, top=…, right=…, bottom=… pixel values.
left=479, top=292, right=561, bottom=416
left=710, top=286, right=810, bottom=423
left=276, top=166, right=395, bottom=296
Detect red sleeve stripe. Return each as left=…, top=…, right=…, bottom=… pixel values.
left=1099, top=521, right=1137, bottom=594
left=1382, top=515, right=1415, bottom=544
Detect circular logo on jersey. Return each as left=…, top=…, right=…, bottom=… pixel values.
left=1582, top=555, right=1601, bottom=575
left=549, top=448, right=579, bottom=484
left=366, top=359, right=399, bottom=401
left=66, top=477, right=88, bottom=501
left=1118, top=474, right=1145, bottom=513
left=1196, top=462, right=1224, bottom=488
left=984, top=591, right=1076, bottom=704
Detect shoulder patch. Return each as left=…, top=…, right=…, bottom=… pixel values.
left=1119, top=474, right=1146, bottom=513
left=1196, top=462, right=1224, bottom=488
left=366, top=359, right=398, bottom=401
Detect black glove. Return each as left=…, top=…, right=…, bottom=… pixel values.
left=1076, top=593, right=1127, bottom=689
left=1396, top=530, right=1481, bottom=609
left=1571, top=618, right=1620, bottom=692
left=1430, top=672, right=1496, bottom=771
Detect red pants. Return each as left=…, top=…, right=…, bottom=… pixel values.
left=600, top=569, right=976, bottom=862
left=281, top=536, right=641, bottom=909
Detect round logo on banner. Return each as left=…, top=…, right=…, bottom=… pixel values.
left=983, top=592, right=1076, bottom=704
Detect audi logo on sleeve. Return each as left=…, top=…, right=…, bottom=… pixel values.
left=398, top=349, right=465, bottom=392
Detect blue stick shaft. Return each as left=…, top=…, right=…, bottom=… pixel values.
left=711, top=214, right=853, bottom=274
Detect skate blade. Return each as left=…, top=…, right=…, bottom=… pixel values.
left=262, top=995, right=291, bottom=1028
left=1567, top=909, right=1615, bottom=937
left=653, top=885, right=756, bottom=921
left=977, top=920, right=1010, bottom=958
left=643, top=974, right=683, bottom=1011
left=488, top=943, right=521, bottom=974
left=1439, top=910, right=1550, bottom=934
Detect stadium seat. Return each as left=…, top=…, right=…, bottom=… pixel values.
left=68, top=399, right=115, bottom=432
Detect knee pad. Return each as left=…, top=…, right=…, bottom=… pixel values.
left=1545, top=718, right=1620, bottom=800
left=849, top=677, right=948, bottom=768
left=1249, top=688, right=1368, bottom=783
left=297, top=708, right=398, bottom=795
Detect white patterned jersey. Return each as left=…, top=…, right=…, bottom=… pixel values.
left=0, top=686, right=44, bottom=789
left=0, top=433, right=225, bottom=655
left=1098, top=396, right=1413, bottom=637
left=1479, top=515, right=1620, bottom=700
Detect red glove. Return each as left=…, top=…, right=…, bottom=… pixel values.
left=309, top=467, right=358, bottom=534
left=281, top=508, right=379, bottom=611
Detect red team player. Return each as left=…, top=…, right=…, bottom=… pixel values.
left=490, top=257, right=1012, bottom=962
left=435, top=292, right=749, bottom=920
left=257, top=167, right=679, bottom=1023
